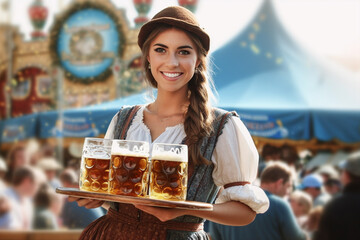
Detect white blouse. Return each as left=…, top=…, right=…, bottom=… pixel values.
left=105, top=105, right=269, bottom=214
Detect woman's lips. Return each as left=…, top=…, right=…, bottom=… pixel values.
left=161, top=71, right=182, bottom=80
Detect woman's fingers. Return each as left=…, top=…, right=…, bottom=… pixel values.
left=68, top=196, right=80, bottom=202
left=133, top=204, right=183, bottom=222
left=67, top=197, right=104, bottom=209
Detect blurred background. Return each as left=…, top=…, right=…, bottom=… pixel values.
left=0, top=0, right=359, bottom=238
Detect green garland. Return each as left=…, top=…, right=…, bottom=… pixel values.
left=49, top=1, right=126, bottom=84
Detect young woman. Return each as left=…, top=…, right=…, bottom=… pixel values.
left=70, top=6, right=269, bottom=239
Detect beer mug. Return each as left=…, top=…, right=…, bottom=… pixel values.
left=149, top=143, right=188, bottom=201
left=79, top=138, right=112, bottom=193
left=109, top=140, right=150, bottom=197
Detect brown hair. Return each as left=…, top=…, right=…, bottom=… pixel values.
left=305, top=206, right=323, bottom=232
left=59, top=168, right=78, bottom=186
left=34, top=183, right=58, bottom=208
left=12, top=165, right=35, bottom=186
left=5, top=144, right=26, bottom=183
left=141, top=25, right=213, bottom=165
left=260, top=161, right=292, bottom=184
left=280, top=144, right=299, bottom=165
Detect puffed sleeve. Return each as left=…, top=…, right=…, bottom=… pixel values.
left=104, top=113, right=118, bottom=139
left=212, top=116, right=269, bottom=214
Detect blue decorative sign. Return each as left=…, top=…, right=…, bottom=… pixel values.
left=52, top=116, right=99, bottom=138
left=240, top=113, right=289, bottom=139
left=50, top=3, right=124, bottom=83
left=233, top=109, right=311, bottom=141
left=0, top=114, right=38, bottom=143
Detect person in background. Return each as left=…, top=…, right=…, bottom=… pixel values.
left=316, top=164, right=339, bottom=183
left=25, top=139, right=41, bottom=166
left=0, top=155, right=10, bottom=219
left=65, top=158, right=81, bottom=177
left=59, top=168, right=105, bottom=229
left=289, top=190, right=313, bottom=228
left=261, top=144, right=281, bottom=162
left=299, top=174, right=331, bottom=207
left=37, top=157, right=62, bottom=189
left=314, top=150, right=360, bottom=240
left=4, top=143, right=29, bottom=185
left=208, top=161, right=307, bottom=240
left=258, top=144, right=281, bottom=179
left=280, top=144, right=299, bottom=167
left=0, top=196, right=10, bottom=219
left=280, top=144, right=300, bottom=186
left=303, top=206, right=323, bottom=239
left=0, top=156, right=7, bottom=190
left=33, top=183, right=63, bottom=229
left=0, top=157, right=10, bottom=218
left=323, top=178, right=342, bottom=197
left=0, top=166, right=44, bottom=229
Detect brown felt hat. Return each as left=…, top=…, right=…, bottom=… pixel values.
left=138, top=6, right=210, bottom=53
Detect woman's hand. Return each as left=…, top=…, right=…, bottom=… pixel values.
left=68, top=196, right=107, bottom=209
left=133, top=204, right=185, bottom=222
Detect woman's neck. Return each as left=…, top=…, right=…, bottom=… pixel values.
left=150, top=89, right=189, bottom=117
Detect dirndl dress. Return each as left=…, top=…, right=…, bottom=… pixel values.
left=79, top=106, right=237, bottom=240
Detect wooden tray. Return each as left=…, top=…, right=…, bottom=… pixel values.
left=56, top=187, right=213, bottom=211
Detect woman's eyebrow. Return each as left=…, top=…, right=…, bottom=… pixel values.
left=153, top=43, right=193, bottom=50
left=153, top=43, right=168, bottom=48
left=178, top=45, right=193, bottom=50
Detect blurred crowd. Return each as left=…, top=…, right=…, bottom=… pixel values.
left=207, top=144, right=360, bottom=240
left=0, top=140, right=359, bottom=240
left=0, top=141, right=106, bottom=230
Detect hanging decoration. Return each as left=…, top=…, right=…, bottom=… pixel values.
left=133, top=0, right=153, bottom=27
left=28, top=0, right=48, bottom=40
left=49, top=2, right=125, bottom=84
left=178, top=0, right=198, bottom=13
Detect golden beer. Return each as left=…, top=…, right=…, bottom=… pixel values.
left=80, top=157, right=110, bottom=193
left=109, top=140, right=150, bottom=197
left=150, top=143, right=188, bottom=201
left=79, top=138, right=112, bottom=193
left=109, top=154, right=149, bottom=197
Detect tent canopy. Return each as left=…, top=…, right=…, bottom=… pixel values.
left=211, top=0, right=360, bottom=143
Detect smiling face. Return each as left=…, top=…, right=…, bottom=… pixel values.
left=147, top=28, right=200, bottom=94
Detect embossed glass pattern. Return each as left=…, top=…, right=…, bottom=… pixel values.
left=150, top=143, right=188, bottom=201
left=79, top=138, right=112, bottom=193
left=109, top=140, right=150, bottom=197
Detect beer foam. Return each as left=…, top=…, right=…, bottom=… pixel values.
left=111, top=151, right=149, bottom=158
left=151, top=152, right=187, bottom=162
left=82, top=155, right=110, bottom=160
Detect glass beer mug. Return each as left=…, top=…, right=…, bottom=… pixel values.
left=109, top=140, right=150, bottom=197
left=79, top=138, right=112, bottom=193
left=150, top=143, right=188, bottom=201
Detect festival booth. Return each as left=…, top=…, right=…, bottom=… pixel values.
left=0, top=0, right=149, bottom=153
